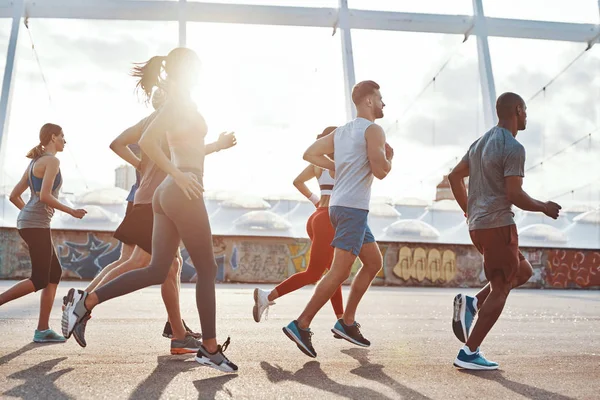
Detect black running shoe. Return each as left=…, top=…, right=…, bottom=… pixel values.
left=163, top=320, right=202, bottom=339
left=282, top=320, right=317, bottom=358
left=331, top=319, right=370, bottom=347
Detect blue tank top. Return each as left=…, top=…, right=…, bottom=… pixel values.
left=17, top=156, right=63, bottom=229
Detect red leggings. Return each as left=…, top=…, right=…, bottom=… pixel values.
left=274, top=207, right=344, bottom=316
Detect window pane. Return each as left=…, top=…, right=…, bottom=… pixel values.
left=484, top=0, right=599, bottom=24
left=352, top=29, right=483, bottom=201
left=189, top=0, right=336, bottom=6
left=187, top=23, right=346, bottom=197
left=3, top=19, right=177, bottom=195
left=349, top=0, right=473, bottom=15
left=489, top=37, right=600, bottom=201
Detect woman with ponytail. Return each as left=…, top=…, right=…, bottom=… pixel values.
left=62, top=48, right=238, bottom=373
left=2, top=123, right=87, bottom=343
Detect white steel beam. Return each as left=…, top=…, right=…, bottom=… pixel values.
left=0, top=0, right=25, bottom=175
left=472, top=0, right=497, bottom=128
left=0, top=2, right=597, bottom=45
left=338, top=0, right=356, bottom=120
left=178, top=0, right=186, bottom=47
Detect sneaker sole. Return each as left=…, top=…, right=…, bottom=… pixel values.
left=253, top=288, right=260, bottom=323
left=73, top=325, right=87, bottom=348
left=331, top=328, right=370, bottom=348
left=282, top=327, right=316, bottom=358
left=452, top=294, right=467, bottom=343
left=33, top=338, right=66, bottom=343
left=453, top=358, right=498, bottom=370
left=61, top=289, right=78, bottom=339
left=195, top=355, right=238, bottom=373
left=171, top=348, right=200, bottom=355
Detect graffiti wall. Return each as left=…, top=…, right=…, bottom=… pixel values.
left=0, top=228, right=598, bottom=289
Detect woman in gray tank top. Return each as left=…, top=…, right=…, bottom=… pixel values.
left=62, top=47, right=238, bottom=373
left=1, top=123, right=86, bottom=343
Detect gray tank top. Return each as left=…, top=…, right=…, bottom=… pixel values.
left=17, top=156, right=63, bottom=229
left=330, top=118, right=374, bottom=210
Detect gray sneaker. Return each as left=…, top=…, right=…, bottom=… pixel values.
left=195, top=337, right=238, bottom=373
left=72, top=313, right=91, bottom=348
left=61, top=289, right=90, bottom=340
left=171, top=335, right=202, bottom=355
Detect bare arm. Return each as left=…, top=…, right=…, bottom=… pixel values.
left=365, top=124, right=392, bottom=180
left=205, top=142, right=220, bottom=156
left=139, top=104, right=186, bottom=180
left=38, top=158, right=74, bottom=215
left=205, top=132, right=237, bottom=156
left=109, top=120, right=146, bottom=170
left=9, top=169, right=29, bottom=210
left=505, top=176, right=561, bottom=218
left=303, top=133, right=335, bottom=171
left=138, top=103, right=203, bottom=200
left=293, top=165, right=319, bottom=205
left=448, top=159, right=469, bottom=215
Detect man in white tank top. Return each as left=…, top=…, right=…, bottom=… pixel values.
left=282, top=81, right=394, bottom=358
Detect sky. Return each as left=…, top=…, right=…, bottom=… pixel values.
left=0, top=0, right=599, bottom=209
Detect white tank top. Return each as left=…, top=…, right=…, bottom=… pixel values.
left=330, top=117, right=374, bottom=210
left=317, top=168, right=335, bottom=196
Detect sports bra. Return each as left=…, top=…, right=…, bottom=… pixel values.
left=317, top=168, right=335, bottom=196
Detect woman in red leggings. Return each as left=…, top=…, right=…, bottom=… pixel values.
left=253, top=126, right=343, bottom=323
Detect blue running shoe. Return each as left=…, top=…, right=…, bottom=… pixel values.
left=33, top=329, right=66, bottom=343
left=452, top=294, right=476, bottom=343
left=282, top=320, right=316, bottom=358
left=453, top=348, right=498, bottom=370
left=331, top=319, right=370, bottom=347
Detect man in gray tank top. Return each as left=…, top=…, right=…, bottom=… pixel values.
left=282, top=80, right=394, bottom=358
left=447, top=92, right=561, bottom=370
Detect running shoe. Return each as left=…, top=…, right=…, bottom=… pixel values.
left=253, top=288, right=275, bottom=322
left=33, top=329, right=66, bottom=343
left=453, top=347, right=499, bottom=370
left=195, top=337, right=238, bottom=373
left=331, top=319, right=370, bottom=347
left=452, top=294, right=477, bottom=343
left=282, top=320, right=317, bottom=358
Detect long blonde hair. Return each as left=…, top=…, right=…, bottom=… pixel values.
left=131, top=47, right=200, bottom=104
left=26, top=123, right=62, bottom=159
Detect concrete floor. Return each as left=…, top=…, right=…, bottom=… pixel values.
left=0, top=281, right=598, bottom=399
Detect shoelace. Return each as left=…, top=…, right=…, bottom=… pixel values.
left=353, top=322, right=366, bottom=339
left=303, top=328, right=314, bottom=344
left=221, top=336, right=231, bottom=353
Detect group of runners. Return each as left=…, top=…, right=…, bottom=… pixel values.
left=0, top=46, right=562, bottom=373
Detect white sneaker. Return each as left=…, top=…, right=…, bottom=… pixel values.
left=253, top=288, right=275, bottom=322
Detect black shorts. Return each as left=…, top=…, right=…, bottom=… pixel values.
left=112, top=203, right=154, bottom=254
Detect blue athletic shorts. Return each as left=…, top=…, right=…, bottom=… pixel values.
left=329, top=205, right=375, bottom=256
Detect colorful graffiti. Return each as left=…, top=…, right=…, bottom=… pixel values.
left=392, top=247, right=457, bottom=283
left=0, top=227, right=598, bottom=289
left=545, top=250, right=600, bottom=288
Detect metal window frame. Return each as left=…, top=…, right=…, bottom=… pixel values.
left=0, top=0, right=599, bottom=165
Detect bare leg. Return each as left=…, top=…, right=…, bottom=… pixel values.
left=342, top=242, right=382, bottom=325
left=161, top=251, right=187, bottom=340
left=94, top=247, right=150, bottom=290
left=466, top=273, right=511, bottom=351
left=297, top=248, right=356, bottom=329
left=86, top=243, right=135, bottom=292
left=38, top=283, right=58, bottom=331
left=0, top=279, right=35, bottom=306
left=475, top=259, right=533, bottom=310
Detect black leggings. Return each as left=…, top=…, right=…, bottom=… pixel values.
left=18, top=228, right=62, bottom=291
left=95, top=172, right=218, bottom=339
